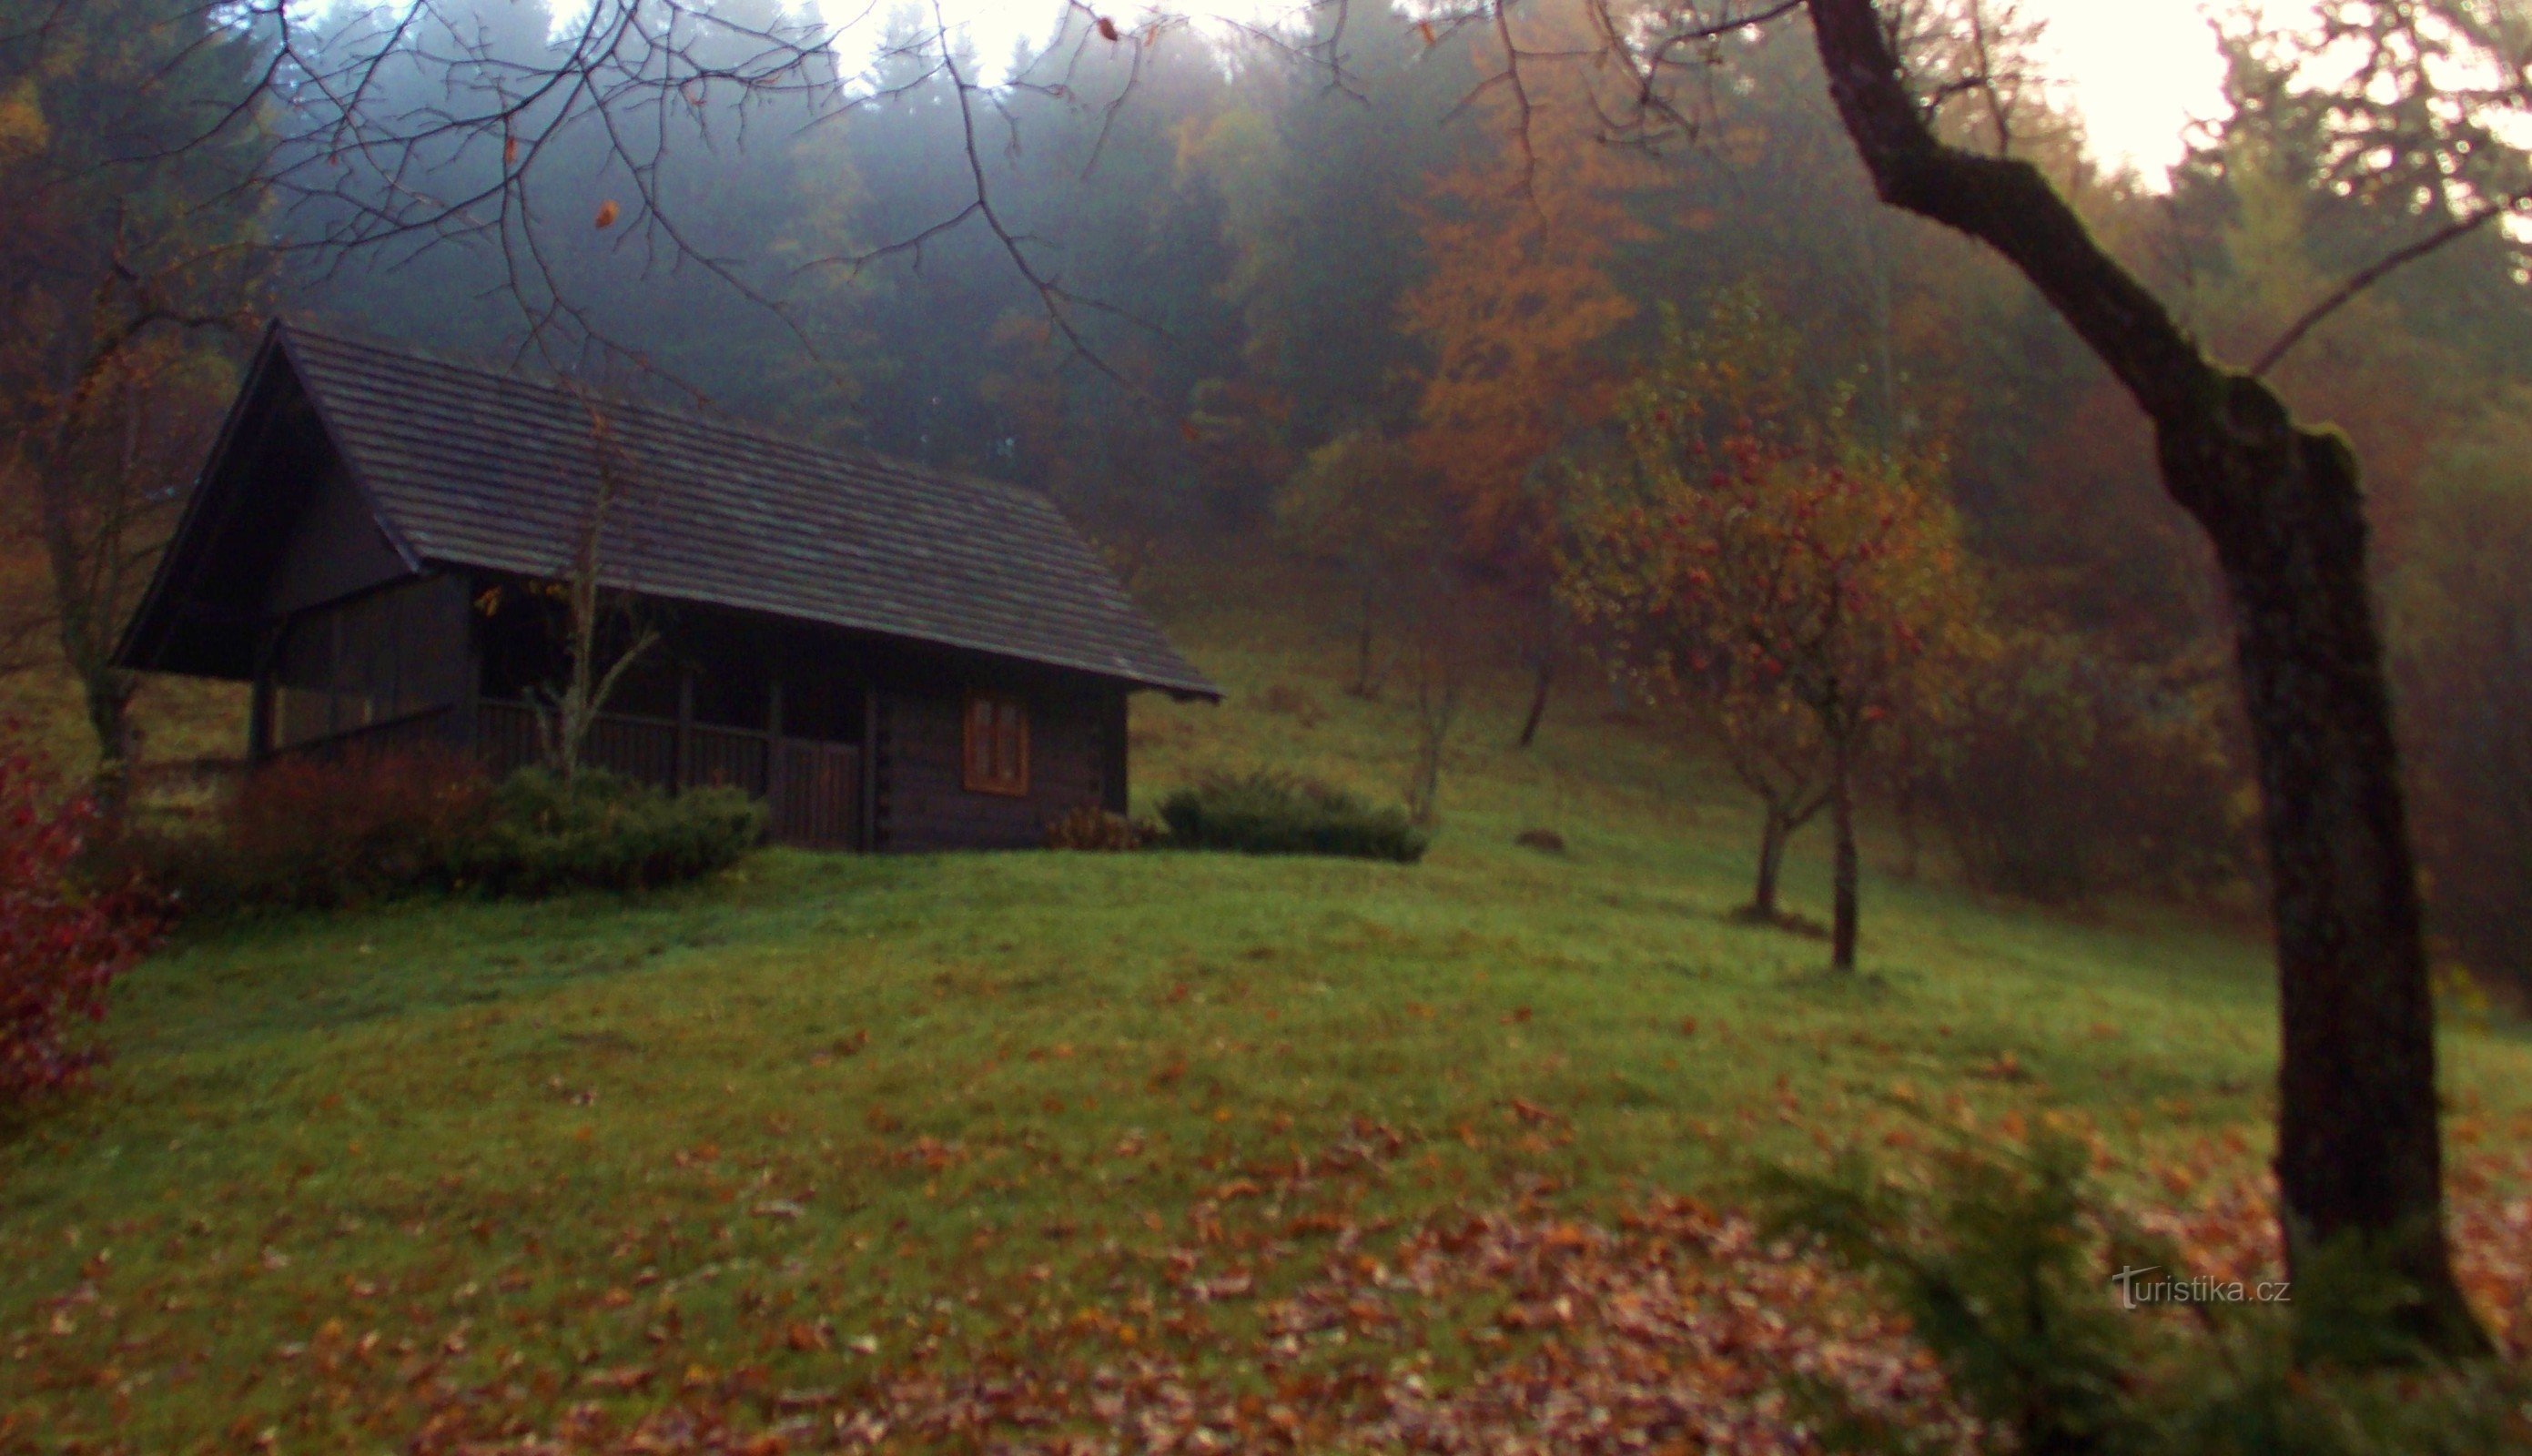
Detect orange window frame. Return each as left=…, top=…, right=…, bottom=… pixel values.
left=962, top=692, right=1030, bottom=796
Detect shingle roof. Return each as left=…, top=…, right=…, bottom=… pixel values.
left=271, top=323, right=1218, bottom=697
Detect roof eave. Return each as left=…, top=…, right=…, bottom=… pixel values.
left=426, top=554, right=1220, bottom=701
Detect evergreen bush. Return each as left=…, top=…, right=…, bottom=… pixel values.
left=459, top=768, right=765, bottom=895
left=1156, top=770, right=1427, bottom=863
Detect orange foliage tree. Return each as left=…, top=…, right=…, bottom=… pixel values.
left=1565, top=299, right=1977, bottom=970
left=1401, top=39, right=1647, bottom=747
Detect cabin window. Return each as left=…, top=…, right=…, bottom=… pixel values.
left=963, top=692, right=1029, bottom=796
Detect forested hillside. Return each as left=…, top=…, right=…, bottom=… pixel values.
left=44, top=0, right=2497, bottom=996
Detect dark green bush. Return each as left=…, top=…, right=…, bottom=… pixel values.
left=460, top=768, right=765, bottom=895
left=1156, top=770, right=1427, bottom=863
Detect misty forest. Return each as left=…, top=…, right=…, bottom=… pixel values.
left=6, top=0, right=2532, bottom=1451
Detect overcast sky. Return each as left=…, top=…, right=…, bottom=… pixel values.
left=2026, top=0, right=2241, bottom=176
left=817, top=0, right=2254, bottom=183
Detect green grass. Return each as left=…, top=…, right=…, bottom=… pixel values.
left=5, top=572, right=2528, bottom=1450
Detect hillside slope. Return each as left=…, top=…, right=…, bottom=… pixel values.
left=4, top=575, right=2527, bottom=1449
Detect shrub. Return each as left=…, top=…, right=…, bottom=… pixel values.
left=1919, top=632, right=2252, bottom=905
left=113, top=745, right=489, bottom=914
left=1044, top=804, right=1154, bottom=851
left=461, top=768, right=764, bottom=895
left=1759, top=1125, right=2142, bottom=1452
left=1, top=748, right=163, bottom=1101
left=231, top=745, right=491, bottom=907
left=1157, top=770, right=1428, bottom=863
left=121, top=753, right=761, bottom=911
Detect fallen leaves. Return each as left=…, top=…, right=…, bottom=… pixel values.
left=2140, top=1136, right=2532, bottom=1357
left=811, top=1030, right=869, bottom=1066
left=1970, top=1050, right=2031, bottom=1083
left=25, top=1106, right=2532, bottom=1455
left=363, top=1115, right=1972, bottom=1455
left=581, top=1364, right=653, bottom=1391
left=1508, top=1096, right=1564, bottom=1127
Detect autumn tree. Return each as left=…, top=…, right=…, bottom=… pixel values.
left=0, top=0, right=266, bottom=802
left=1567, top=297, right=1974, bottom=969
left=1273, top=429, right=1469, bottom=817
left=1399, top=573, right=1477, bottom=825
left=1403, top=16, right=1648, bottom=747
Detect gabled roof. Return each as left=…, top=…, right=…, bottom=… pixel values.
left=118, top=322, right=1219, bottom=698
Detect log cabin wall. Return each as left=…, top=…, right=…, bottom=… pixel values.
left=873, top=676, right=1125, bottom=852
left=255, top=573, right=475, bottom=761
left=266, top=460, right=410, bottom=617
left=258, top=575, right=1142, bottom=854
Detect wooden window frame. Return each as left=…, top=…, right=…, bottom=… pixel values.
left=962, top=691, right=1030, bottom=796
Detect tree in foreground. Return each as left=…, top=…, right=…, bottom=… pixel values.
left=1771, top=0, right=2502, bottom=1353
left=1566, top=297, right=1974, bottom=969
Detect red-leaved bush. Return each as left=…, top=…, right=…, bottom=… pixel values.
left=218, top=744, right=491, bottom=907
left=0, top=747, right=163, bottom=1100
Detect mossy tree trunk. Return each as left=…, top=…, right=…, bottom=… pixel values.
left=1808, top=0, right=2486, bottom=1354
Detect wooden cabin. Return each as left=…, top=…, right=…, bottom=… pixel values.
left=114, top=322, right=1220, bottom=850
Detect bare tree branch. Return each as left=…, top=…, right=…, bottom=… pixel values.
left=2253, top=192, right=2532, bottom=378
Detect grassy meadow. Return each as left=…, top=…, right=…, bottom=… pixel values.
left=5, top=569, right=2530, bottom=1451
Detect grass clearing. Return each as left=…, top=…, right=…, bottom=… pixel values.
left=5, top=580, right=2529, bottom=1450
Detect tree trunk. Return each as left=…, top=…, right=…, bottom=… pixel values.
left=39, top=451, right=137, bottom=817
left=1751, top=806, right=1787, bottom=919
left=1829, top=745, right=1858, bottom=972
left=2185, top=404, right=2478, bottom=1353
left=1352, top=578, right=1379, bottom=698
left=1808, top=0, right=2485, bottom=1354
left=1514, top=655, right=1554, bottom=749
left=83, top=668, right=137, bottom=822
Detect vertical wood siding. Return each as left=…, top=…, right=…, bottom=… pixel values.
left=875, top=681, right=1122, bottom=851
